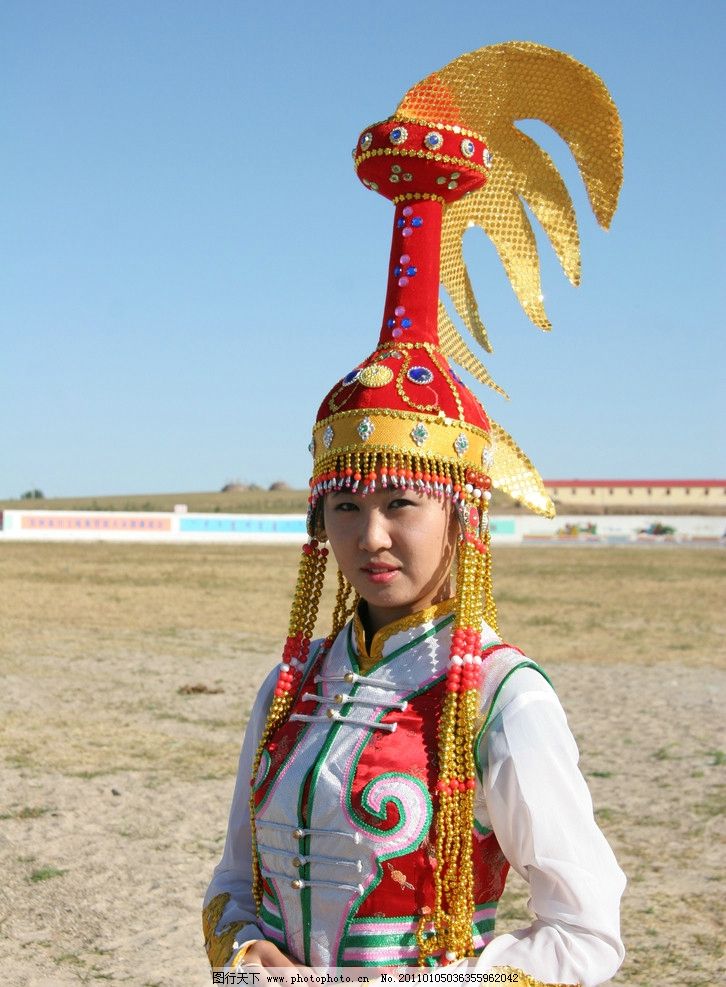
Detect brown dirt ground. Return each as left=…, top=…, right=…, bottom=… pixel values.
left=0, top=543, right=723, bottom=986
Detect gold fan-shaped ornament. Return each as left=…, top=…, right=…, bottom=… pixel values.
left=396, top=42, right=623, bottom=516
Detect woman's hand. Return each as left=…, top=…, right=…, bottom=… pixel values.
left=240, top=938, right=315, bottom=983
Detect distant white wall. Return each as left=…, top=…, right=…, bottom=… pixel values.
left=1, top=510, right=724, bottom=545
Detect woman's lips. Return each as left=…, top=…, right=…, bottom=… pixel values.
left=362, top=564, right=400, bottom=584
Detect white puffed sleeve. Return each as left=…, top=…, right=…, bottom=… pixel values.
left=202, top=666, right=278, bottom=967
left=472, top=667, right=626, bottom=986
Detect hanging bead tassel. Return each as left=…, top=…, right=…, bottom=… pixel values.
left=419, top=479, right=491, bottom=965
left=331, top=566, right=360, bottom=639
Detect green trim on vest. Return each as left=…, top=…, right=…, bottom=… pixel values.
left=474, top=659, right=551, bottom=783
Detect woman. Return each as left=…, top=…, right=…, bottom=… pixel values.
left=203, top=42, right=626, bottom=985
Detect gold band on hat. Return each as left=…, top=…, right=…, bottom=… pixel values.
left=312, top=407, right=491, bottom=476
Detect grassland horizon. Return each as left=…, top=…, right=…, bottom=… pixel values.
left=4, top=487, right=725, bottom=516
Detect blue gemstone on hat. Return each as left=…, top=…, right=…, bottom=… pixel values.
left=387, top=318, right=396, bottom=328
left=424, top=131, right=444, bottom=151
left=394, top=266, right=401, bottom=276
left=407, top=366, right=434, bottom=385
left=411, top=217, right=423, bottom=227
left=397, top=218, right=405, bottom=229
left=343, top=369, right=360, bottom=385
left=401, top=318, right=412, bottom=328
left=406, top=266, right=417, bottom=276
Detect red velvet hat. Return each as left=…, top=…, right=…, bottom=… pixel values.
left=308, top=42, right=623, bottom=528
left=309, top=125, right=496, bottom=525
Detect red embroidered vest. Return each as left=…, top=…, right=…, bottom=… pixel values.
left=253, top=639, right=511, bottom=965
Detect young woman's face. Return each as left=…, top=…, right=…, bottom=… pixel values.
left=323, top=488, right=458, bottom=632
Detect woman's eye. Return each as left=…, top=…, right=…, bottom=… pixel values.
left=334, top=501, right=359, bottom=512
left=389, top=498, right=415, bottom=509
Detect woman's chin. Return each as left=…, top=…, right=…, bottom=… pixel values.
left=362, top=589, right=432, bottom=623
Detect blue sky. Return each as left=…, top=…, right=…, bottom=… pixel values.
left=1, top=0, right=723, bottom=497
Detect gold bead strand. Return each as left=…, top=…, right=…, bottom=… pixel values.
left=482, top=522, right=497, bottom=634
left=331, top=566, right=349, bottom=635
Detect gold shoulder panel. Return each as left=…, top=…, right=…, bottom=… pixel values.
left=202, top=892, right=250, bottom=969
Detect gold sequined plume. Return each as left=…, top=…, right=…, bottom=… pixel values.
left=396, top=42, right=623, bottom=515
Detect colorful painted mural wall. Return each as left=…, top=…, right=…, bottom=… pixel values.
left=1, top=511, right=723, bottom=545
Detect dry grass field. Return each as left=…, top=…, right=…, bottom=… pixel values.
left=0, top=489, right=312, bottom=516
left=3, top=488, right=723, bottom=516
left=0, top=542, right=724, bottom=986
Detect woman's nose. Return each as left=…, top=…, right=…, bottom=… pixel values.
left=357, top=509, right=392, bottom=552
